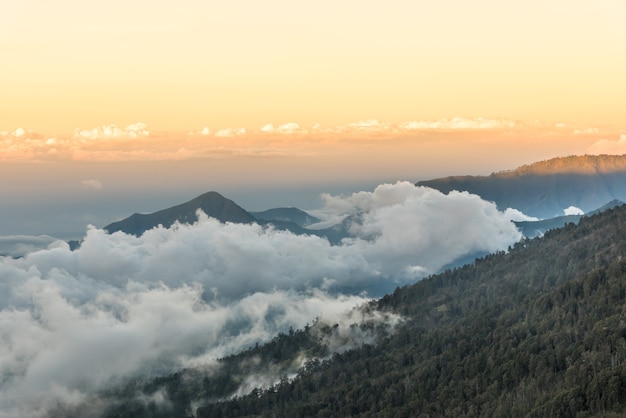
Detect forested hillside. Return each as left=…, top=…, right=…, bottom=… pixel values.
left=63, top=205, right=626, bottom=417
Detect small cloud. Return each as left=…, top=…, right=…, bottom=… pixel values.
left=124, top=123, right=150, bottom=137
left=81, top=180, right=103, bottom=190
left=200, top=127, right=211, bottom=136
left=503, top=208, right=539, bottom=222
left=347, top=119, right=386, bottom=129
left=400, top=117, right=517, bottom=130
left=586, top=134, right=626, bottom=155
left=75, top=123, right=149, bottom=140
left=573, top=127, right=599, bottom=135
left=260, top=122, right=302, bottom=134
left=564, top=206, right=584, bottom=216
left=14, top=127, right=26, bottom=137
left=215, top=127, right=246, bottom=137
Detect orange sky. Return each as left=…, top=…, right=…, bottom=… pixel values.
left=2, top=1, right=625, bottom=134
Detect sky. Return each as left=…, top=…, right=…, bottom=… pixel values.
left=2, top=1, right=626, bottom=236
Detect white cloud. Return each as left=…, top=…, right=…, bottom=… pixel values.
left=573, top=127, right=600, bottom=135
left=0, top=182, right=522, bottom=416
left=81, top=179, right=103, bottom=190
left=586, top=134, right=626, bottom=155
left=260, top=122, right=303, bottom=134
left=564, top=206, right=584, bottom=216
left=503, top=208, right=540, bottom=222
left=75, top=123, right=150, bottom=140
left=317, top=182, right=521, bottom=278
left=400, top=117, right=517, bottom=130
left=214, top=127, right=247, bottom=137
left=0, top=235, right=60, bottom=258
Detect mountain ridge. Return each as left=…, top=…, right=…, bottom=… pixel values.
left=104, top=191, right=256, bottom=236
left=417, top=154, right=626, bottom=218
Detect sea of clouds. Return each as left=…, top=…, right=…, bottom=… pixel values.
left=0, top=182, right=523, bottom=417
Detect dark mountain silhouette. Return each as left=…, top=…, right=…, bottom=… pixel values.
left=102, top=191, right=352, bottom=244
left=417, top=154, right=626, bottom=218
left=64, top=202, right=626, bottom=418
left=104, top=191, right=256, bottom=236
left=251, top=207, right=320, bottom=228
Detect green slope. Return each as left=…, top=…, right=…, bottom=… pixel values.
left=63, top=204, right=626, bottom=418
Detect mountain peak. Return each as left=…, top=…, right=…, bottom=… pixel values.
left=104, top=191, right=256, bottom=236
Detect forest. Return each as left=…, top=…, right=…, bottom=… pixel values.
left=56, top=205, right=626, bottom=417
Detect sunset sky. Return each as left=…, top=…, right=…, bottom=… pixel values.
left=2, top=1, right=626, bottom=236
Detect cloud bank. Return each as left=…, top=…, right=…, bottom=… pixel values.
left=1, top=117, right=609, bottom=163
left=0, top=182, right=521, bottom=416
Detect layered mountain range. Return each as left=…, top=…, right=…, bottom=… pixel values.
left=101, top=155, right=626, bottom=244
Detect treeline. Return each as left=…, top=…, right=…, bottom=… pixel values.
left=199, top=207, right=626, bottom=417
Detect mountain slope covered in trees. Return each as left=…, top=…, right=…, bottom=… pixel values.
left=62, top=204, right=626, bottom=417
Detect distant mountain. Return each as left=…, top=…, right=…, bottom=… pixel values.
left=251, top=207, right=320, bottom=228
left=515, top=199, right=625, bottom=238
left=417, top=155, right=626, bottom=218
left=104, top=191, right=256, bottom=236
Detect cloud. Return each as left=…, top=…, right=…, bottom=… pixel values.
left=564, top=206, right=584, bottom=216
left=2, top=117, right=619, bottom=164
left=0, top=182, right=522, bottom=415
left=400, top=117, right=517, bottom=130
left=260, top=122, right=303, bottom=134
left=503, top=208, right=540, bottom=222
left=81, top=179, right=103, bottom=190
left=75, top=123, right=150, bottom=140
left=0, top=235, right=60, bottom=258
left=214, top=127, right=246, bottom=137
left=586, top=134, right=626, bottom=155
left=573, top=127, right=600, bottom=135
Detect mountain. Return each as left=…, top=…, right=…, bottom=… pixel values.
left=515, top=199, right=625, bottom=238
left=102, top=191, right=350, bottom=244
left=104, top=191, right=256, bottom=236
left=63, top=204, right=626, bottom=417
left=417, top=154, right=626, bottom=218
left=251, top=207, right=320, bottom=228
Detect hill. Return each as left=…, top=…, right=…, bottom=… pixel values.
left=250, top=207, right=320, bottom=228
left=104, top=191, right=256, bottom=236
left=515, top=199, right=625, bottom=238
left=62, top=203, right=626, bottom=417
left=102, top=191, right=350, bottom=244
left=417, top=155, right=626, bottom=218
